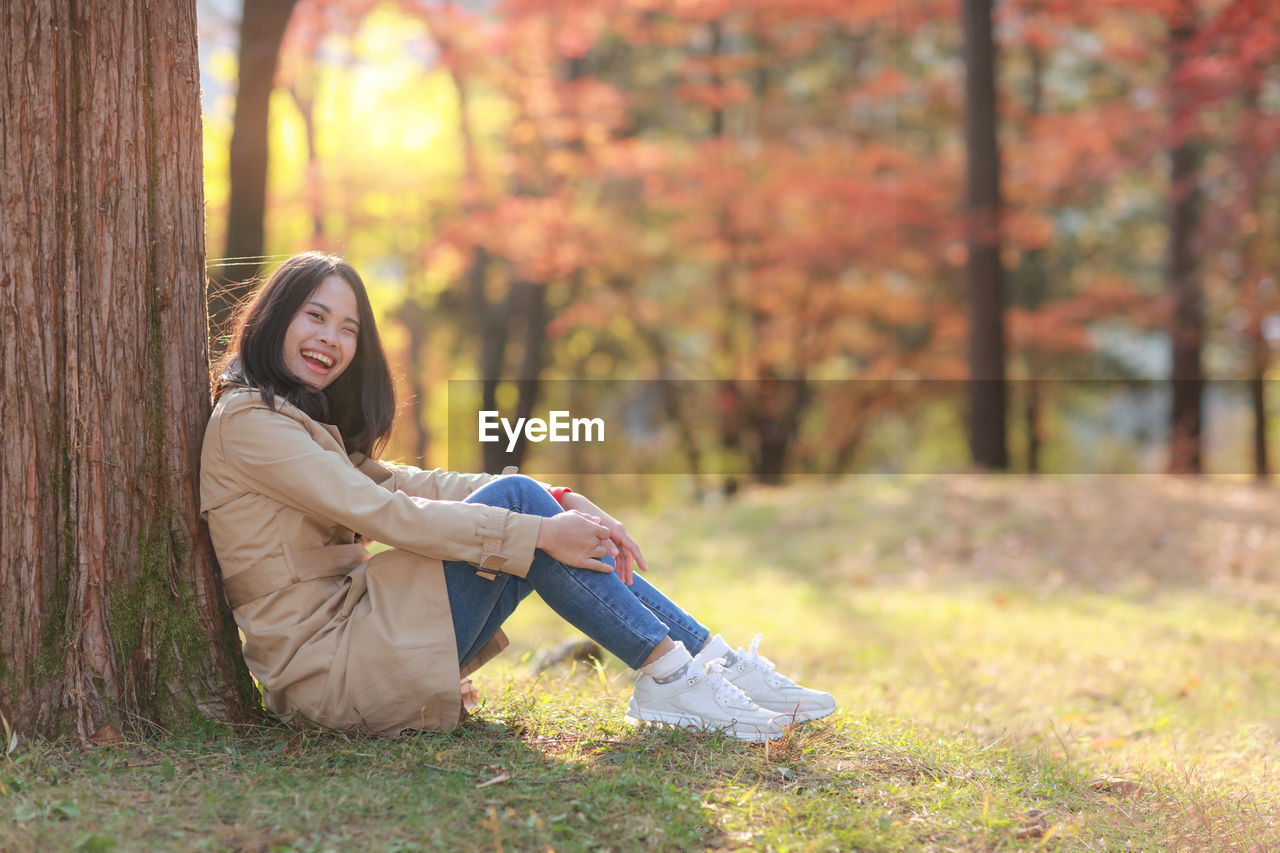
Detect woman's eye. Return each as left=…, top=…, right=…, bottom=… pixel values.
left=342, top=327, right=358, bottom=337
left=308, top=311, right=324, bottom=322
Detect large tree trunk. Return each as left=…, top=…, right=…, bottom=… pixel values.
left=207, top=0, right=299, bottom=347
left=963, top=0, right=1009, bottom=469
left=0, top=0, right=257, bottom=740
left=1167, top=3, right=1204, bottom=475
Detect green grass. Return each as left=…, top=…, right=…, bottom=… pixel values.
left=3, top=475, right=1279, bottom=850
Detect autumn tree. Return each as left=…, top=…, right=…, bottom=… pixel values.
left=228, top=0, right=1278, bottom=479
left=1183, top=0, right=1280, bottom=480
left=963, top=0, right=1009, bottom=469
left=0, top=0, right=255, bottom=738
left=1166, top=0, right=1205, bottom=474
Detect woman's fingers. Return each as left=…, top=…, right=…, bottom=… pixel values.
left=538, top=512, right=617, bottom=570
left=616, top=533, right=648, bottom=574
left=629, top=542, right=648, bottom=573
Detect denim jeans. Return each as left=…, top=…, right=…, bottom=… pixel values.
left=444, top=475, right=710, bottom=669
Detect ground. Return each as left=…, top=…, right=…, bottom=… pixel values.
left=2, top=474, right=1278, bottom=851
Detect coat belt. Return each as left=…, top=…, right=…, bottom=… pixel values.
left=221, top=543, right=370, bottom=607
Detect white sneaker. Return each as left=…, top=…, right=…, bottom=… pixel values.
left=697, top=634, right=837, bottom=723
left=626, top=660, right=786, bottom=742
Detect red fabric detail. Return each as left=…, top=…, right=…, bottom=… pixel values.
left=548, top=486, right=572, bottom=507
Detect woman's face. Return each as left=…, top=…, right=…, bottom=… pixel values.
left=282, top=275, right=359, bottom=391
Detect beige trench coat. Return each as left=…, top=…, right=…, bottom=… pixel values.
left=200, top=387, right=544, bottom=735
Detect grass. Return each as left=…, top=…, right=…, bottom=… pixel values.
left=3, top=474, right=1280, bottom=850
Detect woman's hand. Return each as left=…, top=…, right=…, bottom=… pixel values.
left=559, top=493, right=649, bottom=585
left=535, top=510, right=619, bottom=573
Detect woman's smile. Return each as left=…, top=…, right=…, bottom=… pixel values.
left=282, top=275, right=359, bottom=391
left=300, top=348, right=336, bottom=373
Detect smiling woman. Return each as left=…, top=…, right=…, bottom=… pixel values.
left=281, top=276, right=359, bottom=390
left=203, top=252, right=834, bottom=741
left=212, top=253, right=393, bottom=459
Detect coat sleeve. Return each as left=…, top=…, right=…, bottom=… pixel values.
left=216, top=403, right=542, bottom=578
left=346, top=454, right=498, bottom=502
left=350, top=454, right=559, bottom=503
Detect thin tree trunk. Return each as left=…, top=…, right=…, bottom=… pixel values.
left=1240, top=71, right=1269, bottom=481
left=707, top=19, right=746, bottom=494
left=1251, top=369, right=1268, bottom=481
left=476, top=260, right=511, bottom=475
left=748, top=379, right=811, bottom=485
left=963, top=0, right=1009, bottom=469
left=208, top=0, right=299, bottom=345
left=1025, top=378, right=1043, bottom=473
left=1022, top=41, right=1048, bottom=474
left=0, top=0, right=257, bottom=740
left=395, top=242, right=431, bottom=467
left=505, top=278, right=548, bottom=469
left=288, top=78, right=325, bottom=246
left=1167, top=3, right=1204, bottom=475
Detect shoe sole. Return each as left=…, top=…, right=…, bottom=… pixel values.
left=624, top=709, right=785, bottom=743
left=755, top=703, right=837, bottom=724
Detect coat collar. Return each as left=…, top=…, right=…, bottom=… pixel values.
left=218, top=386, right=347, bottom=452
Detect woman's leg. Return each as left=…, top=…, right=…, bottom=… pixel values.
left=624, top=574, right=710, bottom=653
left=447, top=476, right=789, bottom=742
left=444, top=476, right=708, bottom=667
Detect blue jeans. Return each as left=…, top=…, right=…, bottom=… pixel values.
left=444, top=476, right=710, bottom=669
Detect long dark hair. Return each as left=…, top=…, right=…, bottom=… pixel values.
left=212, top=252, right=395, bottom=458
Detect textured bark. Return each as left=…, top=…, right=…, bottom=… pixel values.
left=208, top=0, right=299, bottom=345
left=963, top=0, right=1009, bottom=470
left=1167, top=4, right=1204, bottom=475
left=0, top=0, right=257, bottom=739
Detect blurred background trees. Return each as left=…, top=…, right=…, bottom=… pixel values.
left=196, top=0, right=1280, bottom=493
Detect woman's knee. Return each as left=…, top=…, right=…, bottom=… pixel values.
left=502, top=474, right=542, bottom=494
left=474, top=474, right=560, bottom=514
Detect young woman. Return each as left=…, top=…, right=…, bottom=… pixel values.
left=201, top=252, right=834, bottom=741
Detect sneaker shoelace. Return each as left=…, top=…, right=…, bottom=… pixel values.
left=703, top=658, right=759, bottom=709
left=740, top=634, right=798, bottom=689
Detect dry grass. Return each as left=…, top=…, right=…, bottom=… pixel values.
left=3, top=474, right=1279, bottom=850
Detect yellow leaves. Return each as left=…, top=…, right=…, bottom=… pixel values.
left=206, top=47, right=237, bottom=85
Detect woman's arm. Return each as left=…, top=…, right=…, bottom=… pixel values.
left=347, top=453, right=497, bottom=502
left=216, top=403, right=540, bottom=577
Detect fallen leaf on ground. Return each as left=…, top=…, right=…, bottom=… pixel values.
left=1090, top=776, right=1145, bottom=796
left=88, top=725, right=124, bottom=746
left=476, top=767, right=510, bottom=788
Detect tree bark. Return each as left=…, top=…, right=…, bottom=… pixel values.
left=963, top=0, right=1009, bottom=469
left=208, top=0, right=299, bottom=347
left=0, top=0, right=257, bottom=739
left=1167, top=3, right=1204, bottom=475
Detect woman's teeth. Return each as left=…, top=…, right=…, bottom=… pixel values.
left=302, top=350, right=334, bottom=369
